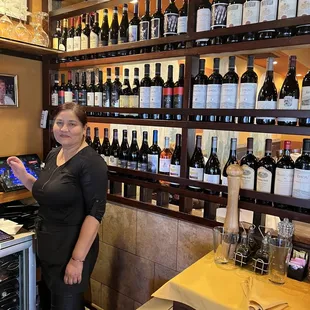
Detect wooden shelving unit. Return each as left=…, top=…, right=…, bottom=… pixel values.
left=0, top=190, right=32, bottom=204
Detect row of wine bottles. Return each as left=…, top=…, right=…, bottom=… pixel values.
left=85, top=127, right=310, bottom=210
left=52, top=0, right=187, bottom=53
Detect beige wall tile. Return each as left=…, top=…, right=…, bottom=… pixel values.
left=101, top=203, right=137, bottom=254
left=102, top=284, right=135, bottom=310
left=89, top=279, right=103, bottom=308
left=177, top=221, right=213, bottom=271
left=137, top=211, right=178, bottom=270
left=154, top=264, right=179, bottom=292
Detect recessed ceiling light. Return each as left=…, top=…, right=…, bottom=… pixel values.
left=273, top=61, right=278, bottom=64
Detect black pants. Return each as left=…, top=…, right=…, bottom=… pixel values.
left=39, top=277, right=85, bottom=310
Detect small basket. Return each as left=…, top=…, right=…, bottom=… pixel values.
left=252, top=258, right=269, bottom=275
left=233, top=251, right=248, bottom=267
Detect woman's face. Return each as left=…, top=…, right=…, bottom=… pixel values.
left=53, top=110, right=86, bottom=148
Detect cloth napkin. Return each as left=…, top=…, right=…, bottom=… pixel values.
left=242, top=277, right=288, bottom=310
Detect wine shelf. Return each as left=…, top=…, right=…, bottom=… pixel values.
left=0, top=190, right=32, bottom=204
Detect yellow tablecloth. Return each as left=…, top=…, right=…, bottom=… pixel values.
left=152, top=252, right=310, bottom=310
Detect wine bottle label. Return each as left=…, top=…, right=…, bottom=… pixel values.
left=127, top=161, right=138, bottom=170
left=73, top=90, right=78, bottom=103
left=170, top=164, right=181, bottom=185
left=151, top=18, right=161, bottom=39
left=118, top=159, right=128, bottom=168
left=120, top=95, right=130, bottom=108
left=90, top=31, right=99, bottom=48
left=58, top=91, right=65, bottom=105
left=239, top=83, right=258, bottom=109
left=196, top=8, right=211, bottom=32
left=164, top=13, right=178, bottom=36
left=103, top=91, right=111, bottom=108
left=103, top=155, right=110, bottom=165
left=81, top=33, right=89, bottom=49
left=163, top=88, right=173, bottom=108
left=173, top=87, right=184, bottom=108
left=257, top=167, right=273, bottom=193
left=260, top=0, right=278, bottom=22
left=140, top=87, right=151, bottom=108
left=256, top=100, right=276, bottom=121
left=206, top=84, right=221, bottom=109
left=292, top=168, right=310, bottom=199
left=95, top=92, right=103, bottom=107
left=129, top=95, right=139, bottom=108
left=51, top=93, right=58, bottom=106
left=203, top=174, right=220, bottom=184
left=212, top=3, right=228, bottom=29
left=129, top=25, right=138, bottom=42
left=78, top=90, right=87, bottom=106
left=150, top=86, right=163, bottom=108
left=277, top=97, right=298, bottom=123
left=178, top=16, right=188, bottom=34
left=298, top=0, right=310, bottom=16
left=109, top=156, right=118, bottom=167
left=227, top=4, right=243, bottom=27
left=140, top=21, right=150, bottom=41
left=74, top=36, right=81, bottom=51
left=87, top=92, right=95, bottom=107
left=160, top=158, right=171, bottom=173
left=59, top=43, right=66, bottom=51
left=148, top=154, right=159, bottom=173
left=52, top=38, right=59, bottom=49
left=241, top=164, right=255, bottom=190
left=192, top=85, right=207, bottom=109
left=222, top=176, right=228, bottom=186
left=274, top=167, right=294, bottom=196
left=220, top=84, right=238, bottom=109
left=242, top=1, right=260, bottom=24
left=301, top=86, right=310, bottom=110
left=138, top=162, right=148, bottom=172
left=66, top=38, right=74, bottom=52
left=189, top=167, right=204, bottom=189
left=278, top=0, right=297, bottom=19
left=111, top=91, right=120, bottom=111
left=64, top=91, right=73, bottom=103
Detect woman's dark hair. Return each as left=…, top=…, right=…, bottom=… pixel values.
left=54, top=102, right=87, bottom=126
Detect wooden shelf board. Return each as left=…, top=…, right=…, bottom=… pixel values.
left=0, top=190, right=32, bottom=204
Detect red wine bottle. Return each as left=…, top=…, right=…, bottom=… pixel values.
left=58, top=74, right=65, bottom=105
left=211, top=0, right=228, bottom=30
left=152, top=0, right=164, bottom=39
left=130, top=68, right=140, bottom=118
left=299, top=70, right=310, bottom=126
left=164, top=0, right=179, bottom=37
left=226, top=0, right=243, bottom=43
left=78, top=72, right=87, bottom=106
left=177, top=0, right=188, bottom=35
left=85, top=127, right=92, bottom=146
left=102, top=68, right=112, bottom=116
left=127, top=130, right=139, bottom=170
left=120, top=68, right=132, bottom=118
left=101, top=128, right=110, bottom=164
left=111, top=67, right=122, bottom=117
left=73, top=72, right=79, bottom=104
left=87, top=71, right=95, bottom=108
left=140, top=0, right=151, bottom=42
left=64, top=71, right=73, bottom=103
left=59, top=19, right=68, bottom=51
left=140, top=64, right=152, bottom=119
left=100, top=9, right=109, bottom=47
left=242, top=0, right=260, bottom=41
left=51, top=74, right=59, bottom=106
left=109, top=7, right=119, bottom=47
left=92, top=127, right=101, bottom=153
left=173, top=64, right=184, bottom=120
left=138, top=131, right=149, bottom=172
left=148, top=130, right=161, bottom=173
left=81, top=14, right=90, bottom=50
left=129, top=3, right=140, bottom=43
left=110, top=129, right=120, bottom=167
left=119, top=4, right=129, bottom=43
left=52, top=20, right=61, bottom=50
left=67, top=17, right=75, bottom=52
left=196, top=0, right=212, bottom=47
left=163, top=65, right=174, bottom=120
left=118, top=129, right=129, bottom=168
left=170, top=133, right=182, bottom=186
left=90, top=12, right=100, bottom=48
left=151, top=63, right=164, bottom=120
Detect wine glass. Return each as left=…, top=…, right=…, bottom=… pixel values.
left=0, top=0, right=14, bottom=39
left=14, top=4, right=31, bottom=42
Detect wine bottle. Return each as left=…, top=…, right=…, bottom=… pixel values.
left=139, top=131, right=149, bottom=172
left=240, top=137, right=258, bottom=201
left=277, top=55, right=299, bottom=126
left=152, top=0, right=164, bottom=39
left=64, top=71, right=73, bottom=103
left=130, top=68, right=140, bottom=118
left=52, top=20, right=61, bottom=50
left=238, top=55, right=258, bottom=124
left=101, top=128, right=111, bottom=165
left=92, top=127, right=101, bottom=153
left=196, top=0, right=212, bottom=46
left=206, top=58, right=222, bottom=122
left=191, top=58, right=208, bottom=122
left=173, top=64, right=185, bottom=120
left=160, top=136, right=173, bottom=177
left=163, top=65, right=174, bottom=120
left=148, top=130, right=161, bottom=173
left=127, top=130, right=140, bottom=170
left=90, top=12, right=100, bottom=48
left=220, top=56, right=239, bottom=123
left=242, top=0, right=260, bottom=41
left=292, top=139, right=310, bottom=201
left=119, top=4, right=129, bottom=44
left=226, top=0, right=243, bottom=43
left=66, top=17, right=74, bottom=52
left=222, top=137, right=238, bottom=188
left=277, top=0, right=297, bottom=38
left=256, top=139, right=276, bottom=205
left=59, top=19, right=68, bottom=51
left=85, top=127, right=92, bottom=146
left=118, top=129, right=129, bottom=168
left=120, top=68, right=132, bottom=118
left=189, top=135, right=204, bottom=191
left=129, top=2, right=140, bottom=42
left=140, top=0, right=151, bottom=41
left=256, top=57, right=277, bottom=125
left=87, top=71, right=95, bottom=108
left=170, top=133, right=182, bottom=186
left=111, top=67, right=122, bottom=117
left=81, top=14, right=90, bottom=50
left=211, top=0, right=229, bottom=30
left=258, top=0, right=277, bottom=39
left=78, top=72, right=87, bottom=106
left=140, top=64, right=152, bottom=119
left=109, top=7, right=119, bottom=45
left=204, top=136, right=221, bottom=195
left=100, top=9, right=109, bottom=47
left=151, top=63, right=164, bottom=120
left=178, top=0, right=188, bottom=35
left=51, top=74, right=59, bottom=106
left=164, top=0, right=179, bottom=36
left=299, top=70, right=310, bottom=126
left=109, top=129, right=120, bottom=167
left=103, top=68, right=112, bottom=116
left=73, top=16, right=82, bottom=51
left=94, top=70, right=103, bottom=111
left=296, top=0, right=310, bottom=35
left=274, top=141, right=295, bottom=209
left=73, top=72, right=79, bottom=104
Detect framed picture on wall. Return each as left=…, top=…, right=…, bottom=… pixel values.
left=0, top=74, right=18, bottom=107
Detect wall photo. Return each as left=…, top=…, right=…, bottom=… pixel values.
left=0, top=74, right=18, bottom=107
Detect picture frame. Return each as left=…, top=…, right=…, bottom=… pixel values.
left=0, top=74, right=19, bottom=107
left=0, top=0, right=28, bottom=22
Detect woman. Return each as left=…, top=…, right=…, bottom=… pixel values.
left=7, top=103, right=108, bottom=309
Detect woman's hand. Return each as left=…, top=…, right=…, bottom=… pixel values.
left=64, top=258, right=83, bottom=285
left=7, top=157, right=27, bottom=180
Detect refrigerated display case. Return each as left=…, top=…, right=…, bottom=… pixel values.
left=0, top=232, right=36, bottom=310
